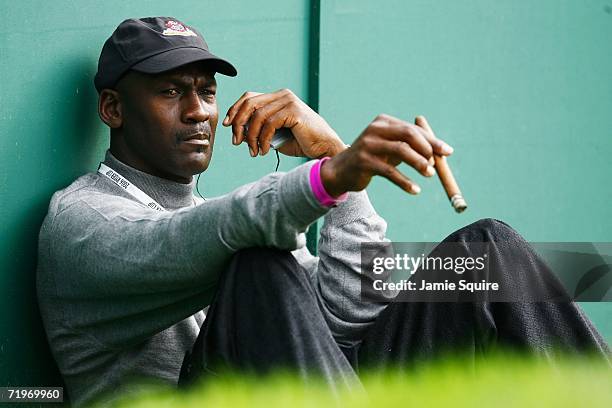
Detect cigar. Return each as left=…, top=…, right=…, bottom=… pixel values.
left=416, top=116, right=467, bottom=213
left=433, top=155, right=467, bottom=213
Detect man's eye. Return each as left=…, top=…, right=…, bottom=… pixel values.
left=199, top=89, right=216, bottom=97
left=163, top=89, right=179, bottom=96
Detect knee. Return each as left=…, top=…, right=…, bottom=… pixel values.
left=473, top=218, right=514, bottom=234
left=446, top=218, right=523, bottom=242
left=230, top=247, right=304, bottom=285
left=227, top=247, right=313, bottom=304
left=476, top=218, right=520, bottom=239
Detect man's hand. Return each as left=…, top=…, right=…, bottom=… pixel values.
left=222, top=89, right=346, bottom=158
left=320, top=114, right=454, bottom=197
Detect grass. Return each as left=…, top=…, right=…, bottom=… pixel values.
left=108, top=353, right=612, bottom=408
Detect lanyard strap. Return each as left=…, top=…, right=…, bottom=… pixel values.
left=97, top=163, right=166, bottom=212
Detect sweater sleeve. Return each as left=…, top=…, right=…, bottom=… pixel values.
left=37, top=161, right=329, bottom=349
left=292, top=190, right=391, bottom=347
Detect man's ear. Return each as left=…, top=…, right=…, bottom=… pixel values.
left=98, top=89, right=123, bottom=128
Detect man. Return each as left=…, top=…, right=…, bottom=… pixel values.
left=37, top=17, right=609, bottom=407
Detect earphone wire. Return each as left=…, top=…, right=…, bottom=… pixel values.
left=196, top=172, right=205, bottom=200
left=275, top=149, right=280, bottom=172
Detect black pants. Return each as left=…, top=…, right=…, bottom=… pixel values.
left=179, top=219, right=610, bottom=388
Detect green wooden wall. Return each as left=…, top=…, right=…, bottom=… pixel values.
left=317, top=0, right=612, bottom=341
left=1, top=0, right=610, bottom=389
left=0, top=0, right=312, bottom=388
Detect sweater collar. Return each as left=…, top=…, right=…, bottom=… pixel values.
left=102, top=150, right=197, bottom=210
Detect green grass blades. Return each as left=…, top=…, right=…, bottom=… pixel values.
left=108, top=353, right=612, bottom=408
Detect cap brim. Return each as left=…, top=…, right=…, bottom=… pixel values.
left=131, top=47, right=237, bottom=77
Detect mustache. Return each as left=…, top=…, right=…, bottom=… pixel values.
left=175, top=125, right=212, bottom=141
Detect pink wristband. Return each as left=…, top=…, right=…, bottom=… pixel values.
left=309, top=157, right=348, bottom=207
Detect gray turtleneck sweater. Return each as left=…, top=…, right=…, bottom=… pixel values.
left=37, top=151, right=389, bottom=406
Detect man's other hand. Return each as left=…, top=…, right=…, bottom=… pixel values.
left=320, top=114, right=454, bottom=197
left=222, top=89, right=346, bottom=158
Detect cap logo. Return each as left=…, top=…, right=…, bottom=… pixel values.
left=162, top=20, right=197, bottom=37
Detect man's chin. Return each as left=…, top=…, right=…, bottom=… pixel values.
left=185, top=154, right=211, bottom=176
left=164, top=152, right=211, bottom=183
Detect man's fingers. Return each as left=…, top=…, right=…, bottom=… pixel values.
left=231, top=94, right=279, bottom=147
left=244, top=97, right=291, bottom=153
left=415, top=115, right=454, bottom=156
left=258, top=110, right=290, bottom=156
left=223, top=91, right=262, bottom=127
left=227, top=90, right=293, bottom=147
left=370, top=113, right=453, bottom=158
left=366, top=153, right=421, bottom=194
left=226, top=92, right=261, bottom=145
left=414, top=115, right=434, bottom=135
left=226, top=91, right=276, bottom=145
left=231, top=92, right=280, bottom=128
left=368, top=139, right=435, bottom=178
left=369, top=120, right=434, bottom=160
left=226, top=89, right=291, bottom=127
left=231, top=122, right=246, bottom=148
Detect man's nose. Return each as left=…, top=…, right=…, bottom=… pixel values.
left=182, top=93, right=210, bottom=123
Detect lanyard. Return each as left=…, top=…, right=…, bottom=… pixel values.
left=97, top=163, right=166, bottom=212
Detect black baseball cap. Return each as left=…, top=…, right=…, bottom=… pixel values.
left=94, top=17, right=237, bottom=92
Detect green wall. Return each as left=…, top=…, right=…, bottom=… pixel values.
left=0, top=0, right=312, bottom=388
left=317, top=0, right=612, bottom=340
left=1, top=0, right=610, bottom=389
